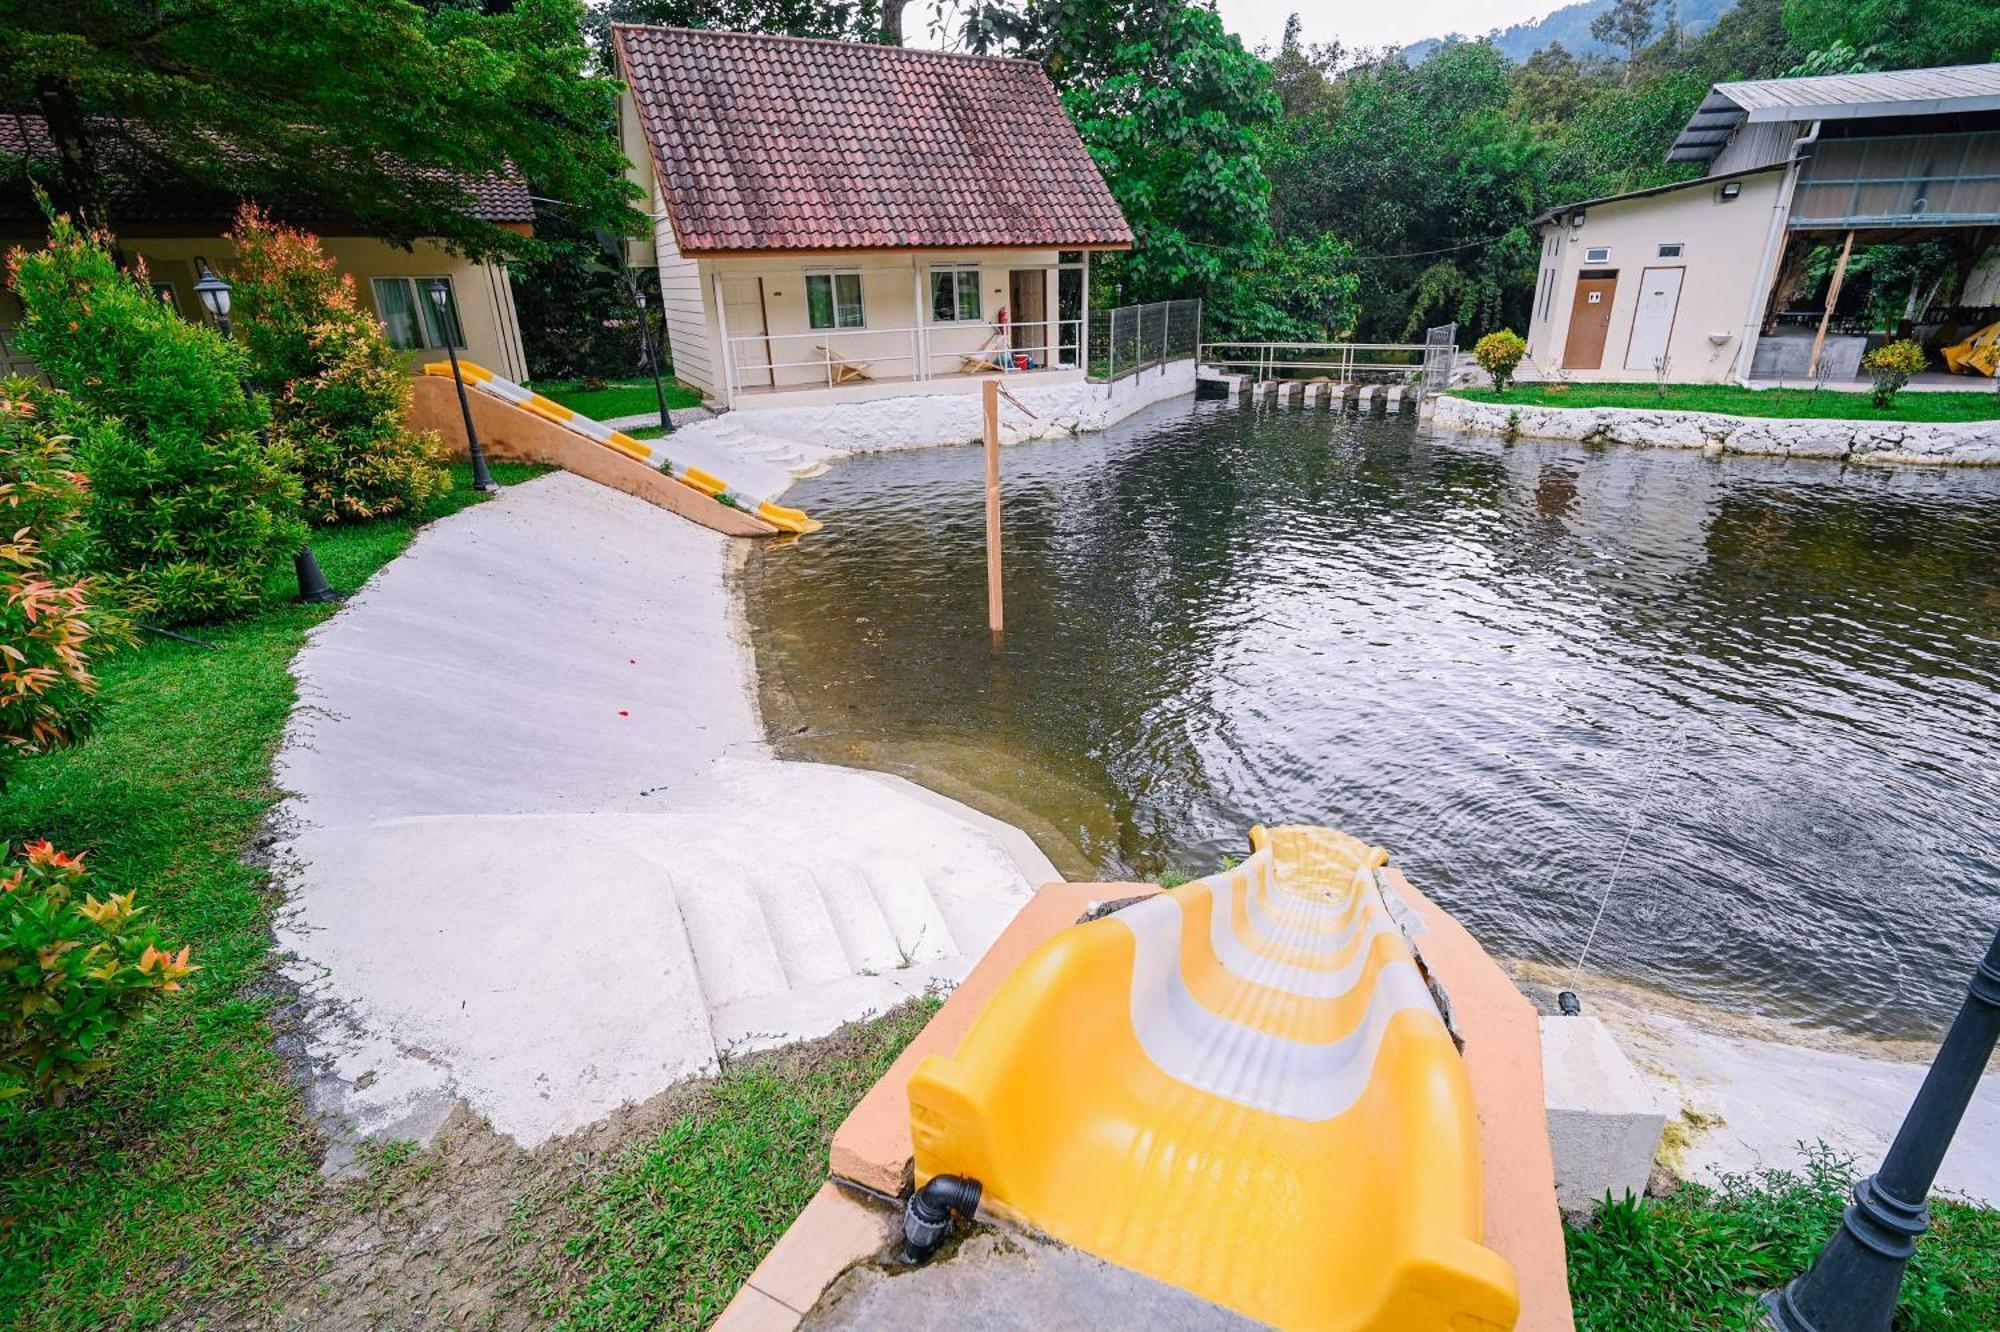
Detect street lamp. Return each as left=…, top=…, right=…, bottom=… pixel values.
left=428, top=278, right=495, bottom=492
left=1764, top=921, right=2000, bottom=1331
left=193, top=259, right=337, bottom=605
left=633, top=284, right=674, bottom=435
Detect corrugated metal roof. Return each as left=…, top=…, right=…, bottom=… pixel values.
left=1530, top=161, right=1789, bottom=226
left=1668, top=63, right=2000, bottom=166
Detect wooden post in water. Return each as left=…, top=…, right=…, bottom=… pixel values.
left=983, top=377, right=1003, bottom=634
left=1807, top=229, right=1855, bottom=381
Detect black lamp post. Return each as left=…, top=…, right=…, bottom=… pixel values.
left=428, top=278, right=495, bottom=492
left=634, top=285, right=674, bottom=435
left=193, top=259, right=337, bottom=605
left=1764, top=921, right=2000, bottom=1332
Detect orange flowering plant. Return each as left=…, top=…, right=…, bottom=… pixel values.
left=1, top=840, right=194, bottom=1106
left=0, top=377, right=130, bottom=787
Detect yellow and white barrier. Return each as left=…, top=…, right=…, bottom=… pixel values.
left=907, top=824, right=1519, bottom=1331
left=422, top=361, right=818, bottom=534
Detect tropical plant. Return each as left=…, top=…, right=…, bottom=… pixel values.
left=1474, top=329, right=1529, bottom=392
left=0, top=839, right=195, bottom=1106
left=228, top=205, right=450, bottom=525
left=0, top=0, right=637, bottom=256
left=0, top=379, right=128, bottom=785
left=1861, top=338, right=1927, bottom=408
left=8, top=213, right=305, bottom=622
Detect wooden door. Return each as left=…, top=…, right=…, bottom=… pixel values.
left=1562, top=271, right=1618, bottom=370
left=719, top=275, right=772, bottom=388
left=1009, top=269, right=1048, bottom=365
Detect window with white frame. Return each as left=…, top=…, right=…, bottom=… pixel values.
left=929, top=265, right=981, bottom=322
left=806, top=271, right=865, bottom=330
left=370, top=276, right=464, bottom=350
left=1657, top=243, right=1685, bottom=259
left=1585, top=246, right=1611, bottom=263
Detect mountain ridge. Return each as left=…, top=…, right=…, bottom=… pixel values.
left=1401, top=0, right=1739, bottom=64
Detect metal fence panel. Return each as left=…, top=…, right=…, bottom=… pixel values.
left=1089, top=298, right=1203, bottom=384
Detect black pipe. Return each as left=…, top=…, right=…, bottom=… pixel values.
left=899, top=1174, right=982, bottom=1264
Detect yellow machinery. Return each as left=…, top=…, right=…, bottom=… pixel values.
left=1941, top=321, right=1999, bottom=378
left=907, top=825, right=1519, bottom=1331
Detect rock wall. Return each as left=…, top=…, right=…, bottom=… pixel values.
left=720, top=360, right=1198, bottom=456
left=1433, top=394, right=2000, bottom=467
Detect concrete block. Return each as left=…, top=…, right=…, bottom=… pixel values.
left=1356, top=385, right=1377, bottom=407
left=1541, top=1015, right=1671, bottom=1216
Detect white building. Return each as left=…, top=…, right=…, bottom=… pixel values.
left=1526, top=64, right=2000, bottom=385
left=612, top=26, right=1133, bottom=410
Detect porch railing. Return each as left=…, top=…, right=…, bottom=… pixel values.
left=722, top=318, right=1084, bottom=399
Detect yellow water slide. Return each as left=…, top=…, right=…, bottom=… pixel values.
left=907, top=825, right=1519, bottom=1331
left=420, top=361, right=818, bottom=534
left=1941, top=321, right=1999, bottom=378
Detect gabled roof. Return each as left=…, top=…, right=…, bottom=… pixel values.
left=1669, top=63, right=2000, bottom=165
left=0, top=113, right=534, bottom=229
left=612, top=26, right=1132, bottom=254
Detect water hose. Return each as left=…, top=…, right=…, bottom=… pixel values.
left=899, top=1174, right=982, bottom=1264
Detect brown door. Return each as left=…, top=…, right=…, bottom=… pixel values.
left=1562, top=270, right=1619, bottom=370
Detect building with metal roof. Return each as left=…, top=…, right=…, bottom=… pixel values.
left=1525, top=63, right=2000, bottom=386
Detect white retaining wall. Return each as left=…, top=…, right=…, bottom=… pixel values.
left=711, top=360, right=1198, bottom=457
left=1434, top=394, right=2000, bottom=467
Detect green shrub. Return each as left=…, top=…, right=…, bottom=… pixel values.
left=1567, top=1146, right=1998, bottom=1330
left=1474, top=329, right=1528, bottom=393
left=229, top=205, right=450, bottom=524
left=1, top=839, right=195, bottom=1105
left=7, top=213, right=305, bottom=623
left=0, top=380, right=129, bottom=785
left=1862, top=338, right=1928, bottom=409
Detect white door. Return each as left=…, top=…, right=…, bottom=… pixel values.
left=719, top=275, right=772, bottom=388
left=1624, top=266, right=1684, bottom=372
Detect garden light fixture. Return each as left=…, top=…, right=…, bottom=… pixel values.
left=194, top=259, right=337, bottom=605
left=429, top=278, right=496, bottom=492
left=192, top=257, right=232, bottom=322
left=1764, top=921, right=2000, bottom=1331
left=634, top=285, right=674, bottom=434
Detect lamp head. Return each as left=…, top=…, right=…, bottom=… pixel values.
left=426, top=276, right=449, bottom=310
left=192, top=258, right=232, bottom=319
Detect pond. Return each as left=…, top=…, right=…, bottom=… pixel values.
left=740, top=398, right=2000, bottom=1040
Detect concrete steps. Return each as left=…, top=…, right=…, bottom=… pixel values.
left=1209, top=374, right=1413, bottom=411
left=685, top=416, right=838, bottom=482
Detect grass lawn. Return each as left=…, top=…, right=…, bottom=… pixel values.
left=0, top=459, right=928, bottom=1329
left=525, top=376, right=704, bottom=420
left=1565, top=1148, right=1998, bottom=1330
left=1456, top=382, right=2000, bottom=423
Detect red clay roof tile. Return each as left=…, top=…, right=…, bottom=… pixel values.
left=612, top=26, right=1132, bottom=254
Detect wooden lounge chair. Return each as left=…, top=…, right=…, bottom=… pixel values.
left=958, top=329, right=1010, bottom=375
left=813, top=346, right=874, bottom=383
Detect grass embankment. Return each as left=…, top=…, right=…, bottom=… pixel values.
left=0, top=461, right=927, bottom=1329
left=1566, top=1149, right=1998, bottom=1330
left=1457, top=382, right=2000, bottom=423
left=525, top=376, right=703, bottom=420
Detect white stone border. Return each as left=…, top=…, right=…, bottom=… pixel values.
left=1432, top=394, right=2000, bottom=467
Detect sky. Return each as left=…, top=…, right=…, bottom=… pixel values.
left=1212, top=0, right=1570, bottom=55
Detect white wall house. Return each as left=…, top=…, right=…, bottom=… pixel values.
left=1527, top=63, right=2000, bottom=385
left=612, top=26, right=1132, bottom=410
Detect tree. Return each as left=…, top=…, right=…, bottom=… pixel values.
left=585, top=0, right=883, bottom=66
left=1783, top=0, right=2000, bottom=71
left=1592, top=0, right=1660, bottom=78
left=0, top=0, right=637, bottom=257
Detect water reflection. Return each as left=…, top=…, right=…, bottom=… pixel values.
left=740, top=398, right=2000, bottom=1037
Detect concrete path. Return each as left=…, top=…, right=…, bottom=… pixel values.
left=272, top=473, right=1050, bottom=1153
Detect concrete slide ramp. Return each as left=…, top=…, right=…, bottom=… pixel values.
left=273, top=473, right=1042, bottom=1150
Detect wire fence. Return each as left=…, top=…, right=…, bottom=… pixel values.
left=1089, top=299, right=1202, bottom=384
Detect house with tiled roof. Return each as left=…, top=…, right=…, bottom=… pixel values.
left=1, top=114, right=534, bottom=380
left=612, top=26, right=1133, bottom=407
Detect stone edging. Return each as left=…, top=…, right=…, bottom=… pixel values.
left=1433, top=393, right=2000, bottom=467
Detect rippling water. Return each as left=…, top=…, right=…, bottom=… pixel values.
left=740, top=399, right=2000, bottom=1037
